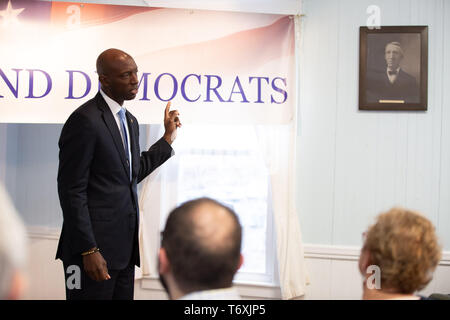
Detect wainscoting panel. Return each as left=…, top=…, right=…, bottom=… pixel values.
left=24, top=231, right=450, bottom=300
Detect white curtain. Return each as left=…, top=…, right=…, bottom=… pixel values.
left=255, top=124, right=309, bottom=299
left=136, top=168, right=161, bottom=279
left=135, top=125, right=171, bottom=279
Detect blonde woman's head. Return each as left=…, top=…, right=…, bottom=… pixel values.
left=360, top=207, right=441, bottom=294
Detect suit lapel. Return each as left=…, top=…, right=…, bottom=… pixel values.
left=96, top=93, right=130, bottom=178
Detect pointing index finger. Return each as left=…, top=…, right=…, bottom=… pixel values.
left=165, top=101, right=171, bottom=118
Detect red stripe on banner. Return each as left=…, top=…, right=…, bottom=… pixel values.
left=138, top=16, right=295, bottom=73
left=50, top=2, right=159, bottom=29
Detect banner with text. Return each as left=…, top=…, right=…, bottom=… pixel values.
left=0, top=0, right=295, bottom=124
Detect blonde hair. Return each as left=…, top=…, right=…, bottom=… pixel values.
left=364, top=207, right=441, bottom=294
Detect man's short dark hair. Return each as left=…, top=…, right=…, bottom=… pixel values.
left=161, top=197, right=242, bottom=292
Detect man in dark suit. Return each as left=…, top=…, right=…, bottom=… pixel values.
left=366, top=41, right=420, bottom=103
left=56, top=48, right=181, bottom=300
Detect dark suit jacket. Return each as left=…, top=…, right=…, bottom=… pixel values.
left=366, top=69, right=420, bottom=103
left=56, top=92, right=173, bottom=270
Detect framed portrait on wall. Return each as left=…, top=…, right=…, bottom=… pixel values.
left=359, top=26, right=428, bottom=111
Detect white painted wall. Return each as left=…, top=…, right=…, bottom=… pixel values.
left=0, top=124, right=18, bottom=203
left=297, top=0, right=450, bottom=251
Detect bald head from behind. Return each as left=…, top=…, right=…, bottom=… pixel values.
left=96, top=48, right=139, bottom=106
left=159, top=198, right=243, bottom=298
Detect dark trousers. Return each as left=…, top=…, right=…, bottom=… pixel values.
left=63, top=256, right=135, bottom=300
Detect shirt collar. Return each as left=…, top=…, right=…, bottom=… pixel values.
left=178, top=287, right=241, bottom=300
left=100, top=89, right=126, bottom=115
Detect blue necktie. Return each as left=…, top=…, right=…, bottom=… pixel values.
left=118, top=108, right=131, bottom=180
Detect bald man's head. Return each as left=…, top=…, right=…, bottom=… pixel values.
left=189, top=201, right=239, bottom=252
left=161, top=198, right=242, bottom=293
left=96, top=48, right=129, bottom=75
left=96, top=48, right=139, bottom=105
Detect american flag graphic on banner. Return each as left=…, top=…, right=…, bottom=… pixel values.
left=0, top=0, right=155, bottom=26
left=0, top=0, right=295, bottom=124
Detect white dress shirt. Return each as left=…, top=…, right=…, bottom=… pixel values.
left=99, top=89, right=132, bottom=178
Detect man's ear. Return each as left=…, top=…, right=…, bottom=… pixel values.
left=358, top=248, right=372, bottom=275
left=98, top=75, right=109, bottom=88
left=236, top=254, right=244, bottom=271
left=158, top=247, right=170, bottom=275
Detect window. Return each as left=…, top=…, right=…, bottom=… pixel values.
left=156, top=124, right=278, bottom=285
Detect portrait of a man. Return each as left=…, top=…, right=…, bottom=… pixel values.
left=366, top=41, right=419, bottom=103
left=359, top=26, right=428, bottom=111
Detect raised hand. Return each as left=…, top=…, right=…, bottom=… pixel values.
left=163, top=101, right=181, bottom=144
